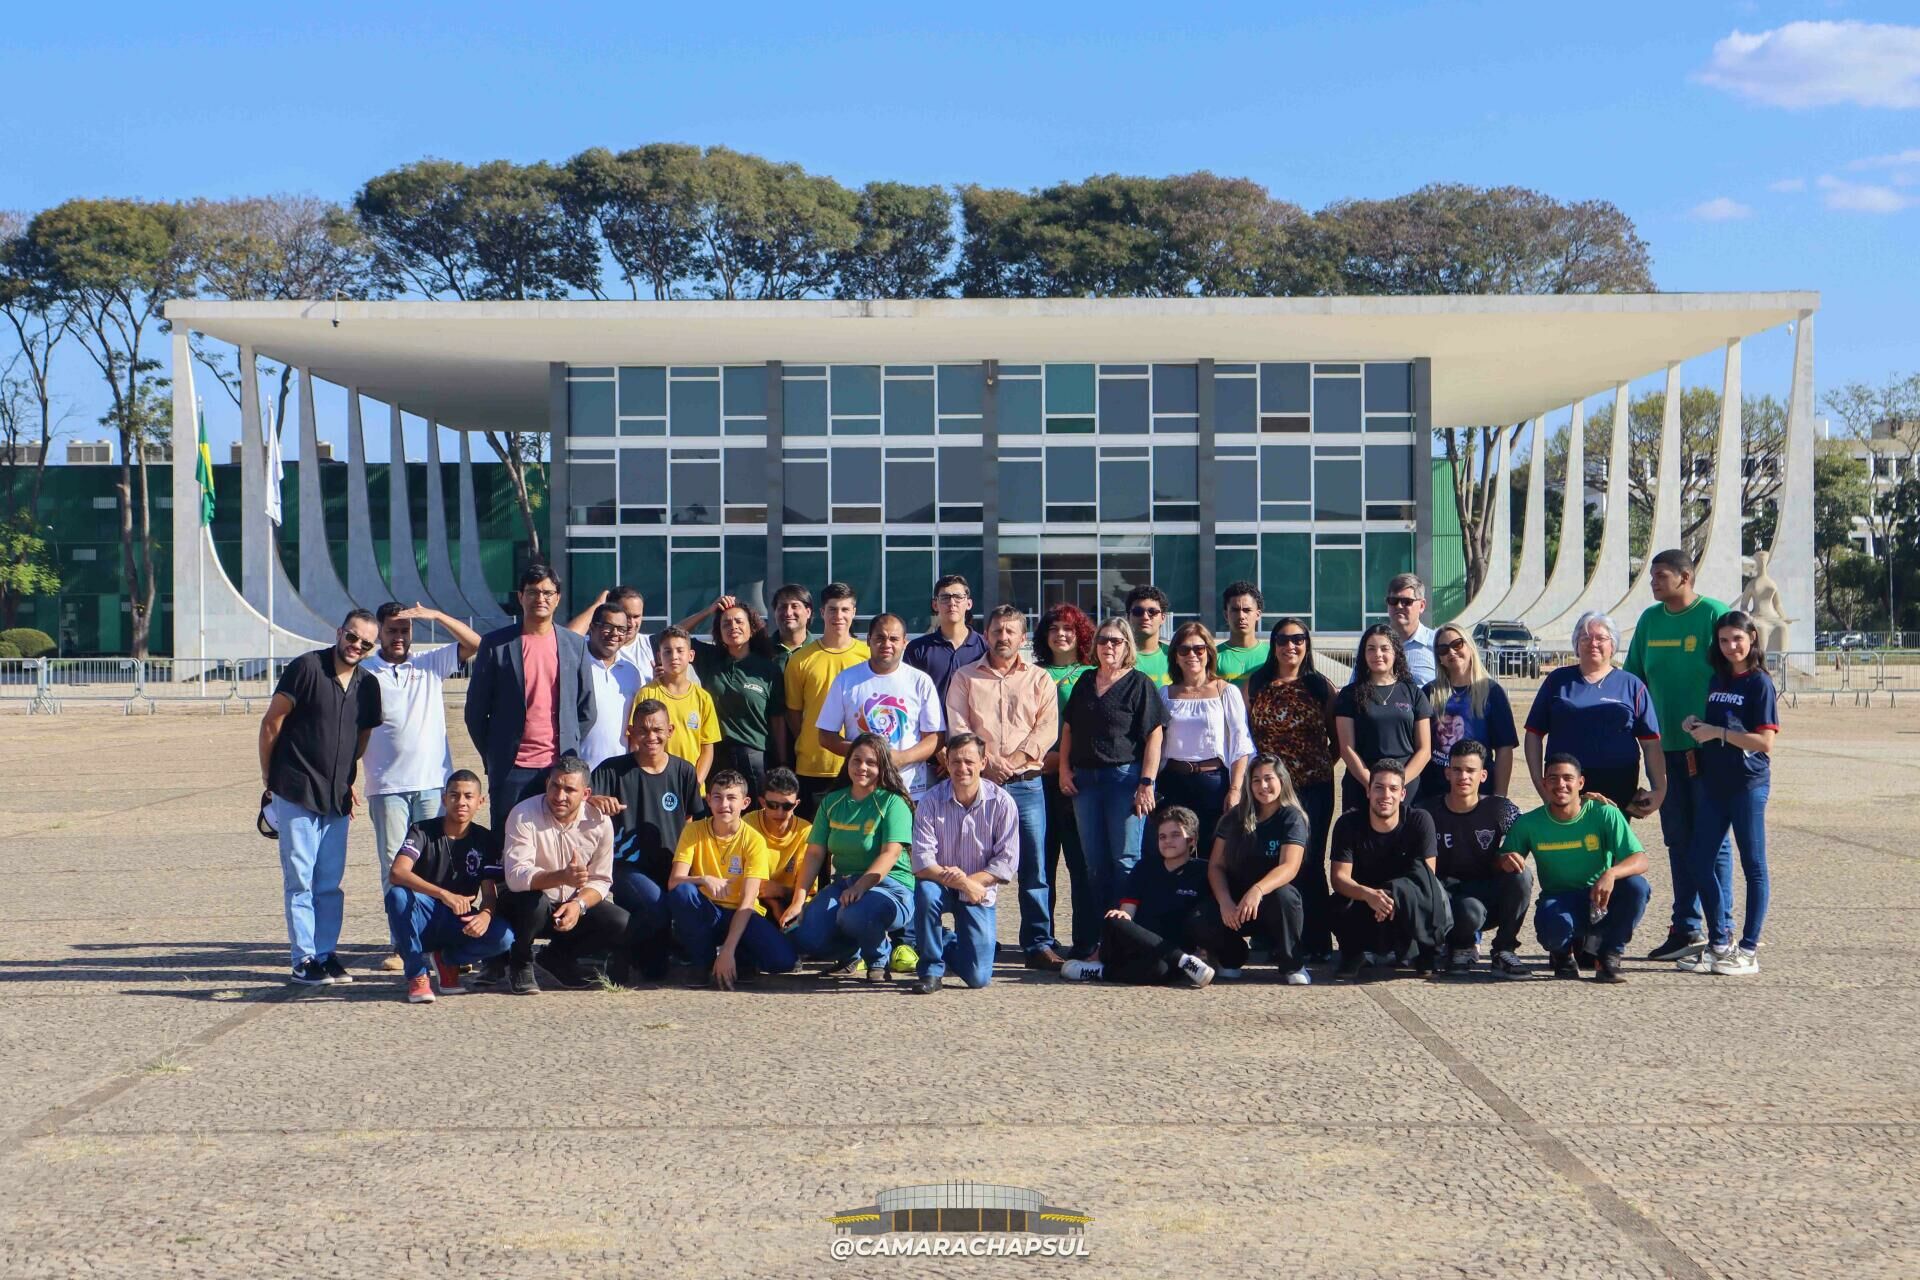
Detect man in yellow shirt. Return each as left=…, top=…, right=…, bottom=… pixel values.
left=783, top=582, right=870, bottom=818
left=638, top=626, right=721, bottom=788
left=747, top=767, right=810, bottom=921
left=665, top=770, right=798, bottom=988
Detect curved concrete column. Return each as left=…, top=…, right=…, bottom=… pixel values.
left=237, top=345, right=336, bottom=639
left=1769, top=312, right=1816, bottom=656
left=295, top=367, right=361, bottom=618
left=383, top=402, right=437, bottom=625
left=169, top=332, right=327, bottom=662
left=456, top=431, right=511, bottom=627
left=1522, top=402, right=1587, bottom=629
left=1444, top=425, right=1514, bottom=628
left=1487, top=418, right=1548, bottom=621
left=1693, top=339, right=1745, bottom=605
left=1613, top=364, right=1686, bottom=636
left=1541, top=384, right=1634, bottom=637
left=343, top=389, right=393, bottom=607
left=422, top=419, right=491, bottom=624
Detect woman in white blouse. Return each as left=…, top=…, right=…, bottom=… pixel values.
left=1157, top=623, right=1255, bottom=850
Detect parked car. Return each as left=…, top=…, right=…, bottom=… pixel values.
left=1471, top=620, right=1542, bottom=678
left=1835, top=632, right=1868, bottom=650
left=1814, top=631, right=1834, bottom=650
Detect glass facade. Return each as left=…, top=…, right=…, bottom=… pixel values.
left=564, top=359, right=1421, bottom=636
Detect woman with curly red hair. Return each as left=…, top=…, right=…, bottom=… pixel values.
left=1039, top=603, right=1098, bottom=955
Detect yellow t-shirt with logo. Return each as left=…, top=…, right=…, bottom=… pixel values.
left=783, top=638, right=871, bottom=779
left=746, top=808, right=810, bottom=890
left=672, top=818, right=772, bottom=912
left=637, top=680, right=722, bottom=766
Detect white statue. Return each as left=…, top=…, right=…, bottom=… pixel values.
left=1735, top=549, right=1792, bottom=654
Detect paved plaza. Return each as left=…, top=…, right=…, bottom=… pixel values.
left=1, top=695, right=1916, bottom=1279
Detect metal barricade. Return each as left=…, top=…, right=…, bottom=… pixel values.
left=0, top=657, right=58, bottom=714
left=1766, top=650, right=1876, bottom=706
left=40, top=657, right=147, bottom=714
left=140, top=657, right=243, bottom=712
left=1872, top=649, right=1918, bottom=705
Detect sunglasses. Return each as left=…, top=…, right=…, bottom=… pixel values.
left=762, top=799, right=798, bottom=812
left=1438, top=638, right=1468, bottom=655
left=1128, top=606, right=1163, bottom=618
left=341, top=635, right=376, bottom=652
left=1175, top=645, right=1209, bottom=656
left=1387, top=596, right=1421, bottom=609
left=1096, top=635, right=1127, bottom=646
left=1276, top=633, right=1309, bottom=647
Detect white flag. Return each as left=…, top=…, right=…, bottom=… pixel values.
left=264, top=400, right=284, bottom=527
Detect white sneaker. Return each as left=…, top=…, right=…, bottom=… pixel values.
left=1061, top=959, right=1105, bottom=982
left=1214, top=967, right=1244, bottom=980
left=1676, top=946, right=1728, bottom=974
left=1712, top=947, right=1760, bottom=976
left=1284, top=969, right=1312, bottom=986
left=1175, top=953, right=1216, bottom=988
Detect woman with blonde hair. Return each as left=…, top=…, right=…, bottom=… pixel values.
left=1156, top=621, right=1255, bottom=850
left=1421, top=624, right=1518, bottom=797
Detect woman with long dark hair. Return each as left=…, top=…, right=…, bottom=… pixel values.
left=1039, top=603, right=1097, bottom=956
left=1156, top=622, right=1254, bottom=851
left=694, top=599, right=786, bottom=797
left=1196, top=754, right=1311, bottom=983
left=785, top=734, right=916, bottom=980
left=1335, top=624, right=1433, bottom=813
left=1246, top=617, right=1339, bottom=961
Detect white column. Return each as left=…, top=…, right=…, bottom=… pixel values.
left=295, top=368, right=360, bottom=618
left=422, top=419, right=487, bottom=623
left=1541, top=383, right=1635, bottom=636
left=1489, top=417, right=1548, bottom=620
left=1522, top=400, right=1587, bottom=629
left=169, top=331, right=200, bottom=662
left=343, top=389, right=391, bottom=606
left=1770, top=311, right=1816, bottom=656
left=383, top=401, right=436, bottom=619
left=1613, top=363, right=1686, bottom=637
left=456, top=431, right=509, bottom=627
left=1445, top=426, right=1513, bottom=627
left=238, top=345, right=268, bottom=609
left=1693, top=339, right=1745, bottom=605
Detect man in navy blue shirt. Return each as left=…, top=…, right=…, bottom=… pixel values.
left=904, top=574, right=988, bottom=702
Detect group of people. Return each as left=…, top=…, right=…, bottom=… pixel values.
left=255, top=544, right=1776, bottom=999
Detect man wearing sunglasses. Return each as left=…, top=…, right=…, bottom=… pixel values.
left=1124, top=585, right=1174, bottom=687
left=259, top=609, right=385, bottom=985
left=1385, top=574, right=1436, bottom=685
left=746, top=769, right=810, bottom=922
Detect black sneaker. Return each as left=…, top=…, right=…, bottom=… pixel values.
left=541, top=956, right=594, bottom=990
left=1575, top=949, right=1597, bottom=973
left=509, top=962, right=540, bottom=995
left=911, top=973, right=942, bottom=995
left=290, top=959, right=332, bottom=986
left=1549, top=949, right=1580, bottom=979
left=1645, top=929, right=1707, bottom=963
left=1334, top=952, right=1364, bottom=983
left=1489, top=950, right=1532, bottom=979
left=1594, top=952, right=1628, bottom=984
left=469, top=956, right=508, bottom=989
left=320, top=956, right=354, bottom=984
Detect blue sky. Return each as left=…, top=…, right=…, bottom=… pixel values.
left=2, top=0, right=1915, bottom=460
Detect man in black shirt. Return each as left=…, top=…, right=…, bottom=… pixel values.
left=382, top=771, right=513, bottom=1003
left=1415, top=739, right=1531, bottom=978
left=589, top=698, right=706, bottom=979
left=1328, top=760, right=1451, bottom=981
left=258, top=610, right=384, bottom=986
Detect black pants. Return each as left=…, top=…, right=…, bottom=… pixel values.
left=1444, top=868, right=1534, bottom=952
left=487, top=766, right=550, bottom=832
left=1331, top=872, right=1451, bottom=961
left=1581, top=764, right=1642, bottom=810
left=1044, top=774, right=1092, bottom=956
left=1158, top=765, right=1228, bottom=857
left=1189, top=875, right=1305, bottom=973
left=715, top=741, right=767, bottom=798
left=499, top=888, right=635, bottom=972
left=797, top=769, right=844, bottom=821
left=1296, top=779, right=1336, bottom=956
left=1099, top=908, right=1205, bottom=985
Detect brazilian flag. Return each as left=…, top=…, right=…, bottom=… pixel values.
left=195, top=402, right=216, bottom=526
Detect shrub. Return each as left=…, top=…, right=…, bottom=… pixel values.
left=0, top=639, right=19, bottom=660
left=0, top=628, right=54, bottom=658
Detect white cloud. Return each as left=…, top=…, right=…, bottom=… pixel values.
left=1696, top=21, right=1920, bottom=108
left=1689, top=197, right=1753, bottom=221
left=1767, top=177, right=1807, bottom=193
left=1849, top=148, right=1920, bottom=169
left=1816, top=174, right=1915, bottom=212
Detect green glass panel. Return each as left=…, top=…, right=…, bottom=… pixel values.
left=670, top=550, right=722, bottom=626
left=568, top=381, right=614, bottom=437
left=1366, top=532, right=1416, bottom=612
left=1045, top=416, right=1095, bottom=434
left=725, top=534, right=768, bottom=600
left=619, top=536, right=668, bottom=618
left=1154, top=534, right=1200, bottom=618
left=783, top=549, right=830, bottom=600
left=884, top=379, right=935, bottom=434
left=567, top=551, right=614, bottom=616
left=619, top=367, right=666, bottom=416
left=999, top=379, right=1042, bottom=433
left=937, top=364, right=985, bottom=415
left=783, top=378, right=827, bottom=436
left=1045, top=364, right=1095, bottom=415
left=831, top=365, right=882, bottom=417
left=669, top=379, right=720, bottom=436
left=831, top=533, right=883, bottom=617
left=1261, top=533, right=1312, bottom=615
left=1216, top=546, right=1259, bottom=609
left=938, top=540, right=983, bottom=598
left=885, top=549, right=935, bottom=633
left=1314, top=547, right=1364, bottom=634
left=722, top=365, right=767, bottom=417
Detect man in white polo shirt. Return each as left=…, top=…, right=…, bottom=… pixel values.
left=578, top=601, right=644, bottom=768
left=362, top=602, right=484, bottom=957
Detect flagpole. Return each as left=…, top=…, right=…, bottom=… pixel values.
left=266, top=398, right=276, bottom=680
left=195, top=394, right=206, bottom=692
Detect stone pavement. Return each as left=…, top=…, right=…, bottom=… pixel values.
left=1, top=700, right=1916, bottom=1279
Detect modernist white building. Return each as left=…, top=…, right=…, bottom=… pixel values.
left=165, top=293, right=1817, bottom=660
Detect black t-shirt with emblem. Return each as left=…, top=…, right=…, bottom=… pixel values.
left=397, top=817, right=498, bottom=896
left=1119, top=855, right=1212, bottom=938
left=1414, top=794, right=1520, bottom=881
left=1212, top=804, right=1312, bottom=884
left=590, top=755, right=708, bottom=885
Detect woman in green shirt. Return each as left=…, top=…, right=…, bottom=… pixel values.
left=786, top=733, right=916, bottom=978
left=693, top=600, right=787, bottom=797
left=1040, top=604, right=1097, bottom=957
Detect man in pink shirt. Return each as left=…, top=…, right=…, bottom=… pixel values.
left=496, top=756, right=634, bottom=994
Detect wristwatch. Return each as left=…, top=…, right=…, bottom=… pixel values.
left=1139, top=776, right=1157, bottom=788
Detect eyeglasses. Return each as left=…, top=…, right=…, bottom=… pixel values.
left=1276, top=633, right=1309, bottom=647
left=1387, top=596, right=1421, bottom=609
left=341, top=635, right=376, bottom=652
left=1175, top=645, right=1208, bottom=656
left=1095, top=635, right=1127, bottom=646
left=523, top=588, right=560, bottom=600
left=935, top=593, right=970, bottom=604
left=1128, top=606, right=1163, bottom=619
left=762, top=800, right=798, bottom=812
left=1438, top=638, right=1468, bottom=655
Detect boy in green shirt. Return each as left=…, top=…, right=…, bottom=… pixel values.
left=1215, top=581, right=1268, bottom=688
left=1501, top=753, right=1651, bottom=984
left=1624, top=547, right=1730, bottom=963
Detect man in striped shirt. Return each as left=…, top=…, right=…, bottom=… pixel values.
left=907, top=733, right=1019, bottom=994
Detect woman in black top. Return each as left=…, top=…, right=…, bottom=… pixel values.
left=1058, top=617, right=1169, bottom=923
left=1196, top=754, right=1311, bottom=983
left=1335, top=624, right=1433, bottom=812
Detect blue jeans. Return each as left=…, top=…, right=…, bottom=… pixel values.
left=1534, top=874, right=1651, bottom=958
left=792, top=875, right=914, bottom=967
left=272, top=797, right=350, bottom=967
left=1658, top=752, right=1731, bottom=934
left=1003, top=776, right=1053, bottom=954
left=611, top=863, right=672, bottom=976
left=1071, top=763, right=1145, bottom=920
left=382, top=885, right=513, bottom=978
left=1692, top=782, right=1770, bottom=950
left=914, top=880, right=999, bottom=988
left=665, top=883, right=798, bottom=972
left=370, top=789, right=442, bottom=890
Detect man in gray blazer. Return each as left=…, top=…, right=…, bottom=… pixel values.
left=465, top=563, right=599, bottom=829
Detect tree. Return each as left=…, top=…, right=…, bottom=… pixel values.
left=482, top=428, right=545, bottom=561
left=27, top=199, right=191, bottom=659
left=562, top=144, right=705, bottom=300
left=0, top=508, right=59, bottom=629
left=1814, top=451, right=1871, bottom=626
left=835, top=181, right=954, bottom=300
left=695, top=148, right=858, bottom=300
left=1821, top=373, right=1920, bottom=566
left=0, top=210, right=74, bottom=525
left=1443, top=422, right=1524, bottom=601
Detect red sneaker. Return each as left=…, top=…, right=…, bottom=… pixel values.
left=406, top=973, right=435, bottom=1004
left=432, top=953, right=467, bottom=995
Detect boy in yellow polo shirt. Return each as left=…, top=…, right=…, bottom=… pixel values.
left=638, top=626, right=721, bottom=789
left=665, top=770, right=798, bottom=987
left=747, top=767, right=811, bottom=922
